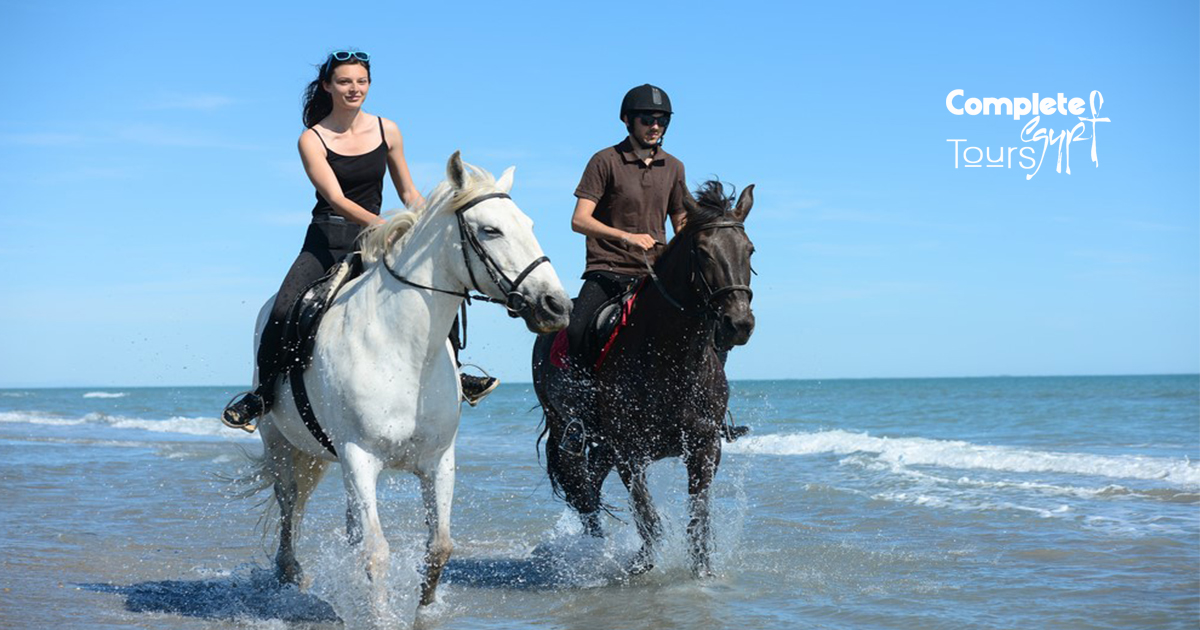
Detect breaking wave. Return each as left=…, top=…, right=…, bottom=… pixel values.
left=726, top=430, right=1200, bottom=488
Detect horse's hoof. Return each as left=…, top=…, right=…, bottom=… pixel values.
left=275, top=562, right=304, bottom=587
left=626, top=549, right=655, bottom=576
left=580, top=512, right=604, bottom=538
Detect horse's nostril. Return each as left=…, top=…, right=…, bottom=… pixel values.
left=543, top=294, right=567, bottom=317
left=721, top=313, right=754, bottom=339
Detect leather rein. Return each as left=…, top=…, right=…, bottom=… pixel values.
left=641, top=220, right=753, bottom=320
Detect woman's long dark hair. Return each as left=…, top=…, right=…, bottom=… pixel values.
left=302, top=53, right=372, bottom=128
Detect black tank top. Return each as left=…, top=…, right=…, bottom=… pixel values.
left=310, top=117, right=388, bottom=218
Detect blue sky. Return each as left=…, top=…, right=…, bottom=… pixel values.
left=0, top=1, right=1196, bottom=387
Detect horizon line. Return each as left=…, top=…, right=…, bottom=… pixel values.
left=2, top=372, right=1197, bottom=390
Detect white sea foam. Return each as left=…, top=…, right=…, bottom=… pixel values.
left=872, top=489, right=1073, bottom=519
left=82, top=391, right=128, bottom=398
left=0, top=411, right=88, bottom=427
left=726, top=430, right=1200, bottom=488
left=105, top=415, right=240, bottom=438
left=0, top=410, right=255, bottom=441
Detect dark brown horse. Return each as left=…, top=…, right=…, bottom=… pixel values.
left=532, top=181, right=755, bottom=576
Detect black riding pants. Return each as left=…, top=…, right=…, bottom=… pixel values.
left=566, top=271, right=640, bottom=357
left=255, top=219, right=362, bottom=407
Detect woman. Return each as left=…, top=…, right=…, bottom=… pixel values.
left=223, top=50, right=497, bottom=431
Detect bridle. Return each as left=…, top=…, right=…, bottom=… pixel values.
left=383, top=192, right=549, bottom=319
left=641, top=220, right=753, bottom=320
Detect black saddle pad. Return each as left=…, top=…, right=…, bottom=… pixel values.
left=574, top=282, right=640, bottom=369
left=284, top=252, right=364, bottom=371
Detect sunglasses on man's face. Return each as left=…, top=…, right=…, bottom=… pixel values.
left=634, top=113, right=671, bottom=128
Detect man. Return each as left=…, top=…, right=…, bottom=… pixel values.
left=564, top=84, right=749, bottom=440
left=566, top=83, right=686, bottom=359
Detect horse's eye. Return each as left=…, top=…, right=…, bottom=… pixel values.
left=481, top=226, right=503, bottom=237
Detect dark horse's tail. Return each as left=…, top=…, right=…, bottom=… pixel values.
left=532, top=332, right=567, bottom=499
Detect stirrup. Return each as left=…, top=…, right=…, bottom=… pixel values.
left=221, top=391, right=262, bottom=433
left=722, top=410, right=749, bottom=442
left=460, top=364, right=499, bottom=407
left=559, top=418, right=587, bottom=456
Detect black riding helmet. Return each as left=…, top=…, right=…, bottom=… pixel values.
left=620, top=83, right=673, bottom=120
left=620, top=84, right=673, bottom=147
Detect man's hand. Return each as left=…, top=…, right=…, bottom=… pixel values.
left=622, top=232, right=658, bottom=250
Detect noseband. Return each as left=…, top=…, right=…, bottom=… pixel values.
left=642, top=220, right=753, bottom=320
left=384, top=192, right=550, bottom=318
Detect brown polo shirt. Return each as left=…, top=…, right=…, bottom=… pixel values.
left=574, top=138, right=687, bottom=276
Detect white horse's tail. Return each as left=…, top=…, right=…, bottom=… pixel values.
left=221, top=439, right=330, bottom=545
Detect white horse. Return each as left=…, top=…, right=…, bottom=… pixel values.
left=244, top=152, right=570, bottom=614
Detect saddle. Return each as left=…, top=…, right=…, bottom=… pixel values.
left=279, top=252, right=364, bottom=456
left=284, top=252, right=364, bottom=371
left=550, top=279, right=644, bottom=371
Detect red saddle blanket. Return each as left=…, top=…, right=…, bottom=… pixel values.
left=550, top=280, right=644, bottom=371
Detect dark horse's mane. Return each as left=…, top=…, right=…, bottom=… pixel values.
left=658, top=180, right=736, bottom=263
left=689, top=180, right=736, bottom=224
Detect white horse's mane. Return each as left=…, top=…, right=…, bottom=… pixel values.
left=360, top=160, right=502, bottom=264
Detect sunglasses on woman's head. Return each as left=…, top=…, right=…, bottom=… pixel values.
left=324, top=50, right=370, bottom=75
left=634, top=112, right=671, bottom=127
left=330, top=50, right=370, bottom=62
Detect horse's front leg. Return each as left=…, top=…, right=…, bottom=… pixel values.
left=580, top=443, right=615, bottom=537
left=616, top=459, right=660, bottom=575
left=417, top=445, right=455, bottom=606
left=544, top=405, right=612, bottom=538
left=340, top=443, right=390, bottom=616
left=684, top=433, right=722, bottom=577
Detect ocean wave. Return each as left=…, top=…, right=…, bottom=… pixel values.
left=106, top=415, right=243, bottom=438
left=725, top=430, right=1200, bottom=488
left=870, top=489, right=1075, bottom=520
left=0, top=410, right=255, bottom=440
left=843, top=455, right=1200, bottom=503
left=83, top=392, right=127, bottom=398
left=0, top=411, right=88, bottom=427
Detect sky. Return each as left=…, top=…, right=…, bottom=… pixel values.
left=0, top=1, right=1196, bottom=387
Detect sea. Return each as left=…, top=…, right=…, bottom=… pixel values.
left=0, top=375, right=1196, bottom=629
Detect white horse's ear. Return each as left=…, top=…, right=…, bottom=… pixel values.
left=497, top=166, right=515, bottom=193
left=447, top=151, right=466, bottom=190
left=734, top=184, right=755, bottom=221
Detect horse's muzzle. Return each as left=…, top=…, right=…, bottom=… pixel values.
left=522, top=290, right=571, bottom=334
left=716, top=306, right=755, bottom=350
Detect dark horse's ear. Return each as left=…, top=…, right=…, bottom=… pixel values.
left=733, top=184, right=755, bottom=221
left=447, top=150, right=467, bottom=190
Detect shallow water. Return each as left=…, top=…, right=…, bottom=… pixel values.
left=1, top=375, right=1197, bottom=629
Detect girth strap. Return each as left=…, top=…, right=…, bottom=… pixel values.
left=289, top=369, right=338, bottom=457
